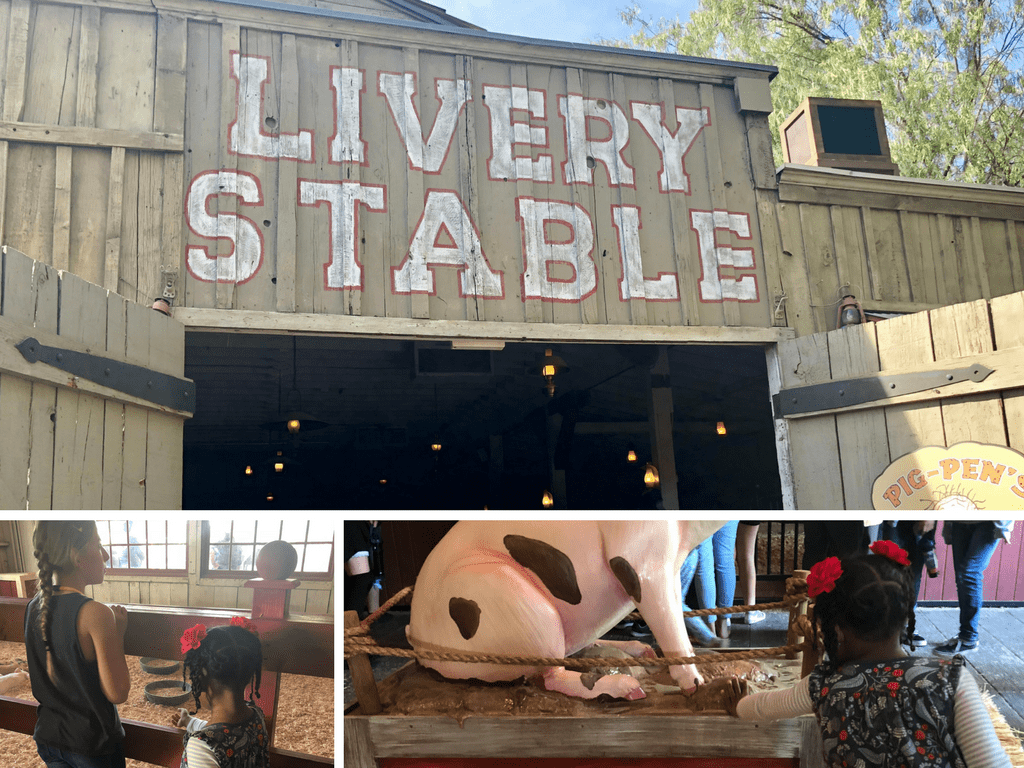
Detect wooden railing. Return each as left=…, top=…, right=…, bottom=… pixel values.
left=0, top=587, right=333, bottom=768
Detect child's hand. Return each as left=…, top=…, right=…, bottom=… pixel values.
left=722, top=676, right=748, bottom=717
left=110, top=605, right=128, bottom=637
left=171, top=708, right=192, bottom=728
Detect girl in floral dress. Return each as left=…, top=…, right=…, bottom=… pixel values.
left=724, top=541, right=1011, bottom=768
left=171, top=619, right=269, bottom=768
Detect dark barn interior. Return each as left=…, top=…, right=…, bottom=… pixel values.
left=182, top=334, right=783, bottom=510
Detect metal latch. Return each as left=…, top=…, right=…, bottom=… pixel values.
left=772, top=362, right=993, bottom=418
left=16, top=337, right=195, bottom=413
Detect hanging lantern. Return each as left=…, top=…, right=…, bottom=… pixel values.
left=717, top=421, right=727, bottom=436
left=431, top=441, right=443, bottom=452
left=643, top=463, right=660, bottom=489
left=542, top=490, right=554, bottom=508
left=626, top=448, right=637, bottom=463
left=244, top=465, right=253, bottom=476
left=837, top=295, right=866, bottom=328
left=536, top=348, right=568, bottom=397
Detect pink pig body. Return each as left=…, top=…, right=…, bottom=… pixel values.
left=407, top=520, right=725, bottom=700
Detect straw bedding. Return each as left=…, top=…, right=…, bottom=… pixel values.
left=0, top=641, right=332, bottom=767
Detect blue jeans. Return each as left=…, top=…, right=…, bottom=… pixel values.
left=946, top=522, right=1001, bottom=645
left=679, top=546, right=716, bottom=643
left=37, top=742, right=126, bottom=768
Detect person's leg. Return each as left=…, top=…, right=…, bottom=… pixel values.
left=36, top=744, right=125, bottom=768
left=692, top=536, right=716, bottom=630
left=712, top=521, right=738, bottom=636
left=884, top=521, right=926, bottom=647
left=678, top=546, right=718, bottom=646
left=951, top=522, right=999, bottom=646
left=734, top=522, right=764, bottom=624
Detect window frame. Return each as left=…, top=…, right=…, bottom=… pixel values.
left=96, top=520, right=190, bottom=577
left=199, top=520, right=334, bottom=581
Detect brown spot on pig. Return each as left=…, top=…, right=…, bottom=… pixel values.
left=448, top=597, right=481, bottom=640
left=503, top=534, right=582, bottom=605
left=579, top=672, right=604, bottom=690
left=609, top=556, right=642, bottom=603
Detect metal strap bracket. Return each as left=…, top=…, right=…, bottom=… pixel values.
left=16, top=337, right=196, bottom=413
left=773, top=362, right=993, bottom=418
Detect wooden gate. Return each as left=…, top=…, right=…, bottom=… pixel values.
left=0, top=245, right=191, bottom=509
left=772, top=290, right=1024, bottom=510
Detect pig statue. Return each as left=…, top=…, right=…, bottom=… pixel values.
left=407, top=520, right=725, bottom=701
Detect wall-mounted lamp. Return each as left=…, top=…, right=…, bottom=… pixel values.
left=643, top=463, right=660, bottom=489
left=537, top=348, right=568, bottom=397
left=542, top=490, right=554, bottom=508
left=717, top=421, right=727, bottom=436
left=837, top=294, right=866, bottom=328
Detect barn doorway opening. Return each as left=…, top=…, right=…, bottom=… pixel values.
left=182, top=334, right=782, bottom=509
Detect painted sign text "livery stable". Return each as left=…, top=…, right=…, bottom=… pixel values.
left=185, top=53, right=759, bottom=305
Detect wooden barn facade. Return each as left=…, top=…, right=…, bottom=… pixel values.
left=0, top=0, right=1021, bottom=510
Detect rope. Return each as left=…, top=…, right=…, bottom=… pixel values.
left=344, top=579, right=815, bottom=670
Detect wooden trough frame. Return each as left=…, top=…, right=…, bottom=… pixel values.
left=344, top=575, right=829, bottom=768
left=0, top=576, right=333, bottom=768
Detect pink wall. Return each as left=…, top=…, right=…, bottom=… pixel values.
left=917, top=521, right=1024, bottom=602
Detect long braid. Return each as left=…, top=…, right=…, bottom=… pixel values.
left=35, top=550, right=59, bottom=680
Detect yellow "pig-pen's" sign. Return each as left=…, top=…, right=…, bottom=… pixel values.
left=872, top=442, right=1024, bottom=511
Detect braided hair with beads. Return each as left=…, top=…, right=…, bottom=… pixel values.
left=31, top=521, right=97, bottom=679
left=182, top=623, right=263, bottom=715
left=812, top=547, right=917, bottom=674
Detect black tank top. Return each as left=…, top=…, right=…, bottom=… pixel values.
left=24, top=591, right=125, bottom=755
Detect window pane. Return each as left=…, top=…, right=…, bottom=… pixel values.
left=129, top=546, right=147, bottom=569
left=307, top=519, right=333, bottom=542
left=109, top=521, right=129, bottom=545
left=148, top=522, right=167, bottom=545
left=209, top=520, right=233, bottom=544
left=168, top=520, right=188, bottom=544
left=303, top=543, right=332, bottom=572
left=230, top=544, right=255, bottom=571
left=168, top=544, right=186, bottom=570
left=292, top=544, right=306, bottom=571
left=110, top=546, right=128, bottom=569
left=281, top=519, right=307, bottom=543
left=149, top=547, right=166, bottom=570
left=233, top=521, right=257, bottom=544
left=256, top=520, right=282, bottom=544
left=209, top=543, right=231, bottom=570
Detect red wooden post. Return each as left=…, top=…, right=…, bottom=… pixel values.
left=246, top=540, right=302, bottom=745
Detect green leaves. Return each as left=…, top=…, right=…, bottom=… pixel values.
left=616, top=0, right=1024, bottom=185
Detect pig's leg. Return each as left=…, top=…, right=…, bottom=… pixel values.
left=590, top=638, right=657, bottom=659
left=636, top=564, right=703, bottom=693
left=541, top=666, right=646, bottom=700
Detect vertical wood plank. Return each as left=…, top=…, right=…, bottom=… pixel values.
left=828, top=323, right=889, bottom=510
left=105, top=146, right=126, bottom=293
left=405, top=47, right=429, bottom=321
left=699, top=82, right=736, bottom=327
left=121, top=299, right=151, bottom=509
left=3, top=0, right=32, bottom=122
left=755, top=191, right=788, bottom=327
left=0, top=141, right=8, bottom=246
left=75, top=6, right=101, bottom=126
left=101, top=293, right=127, bottom=510
left=275, top=33, right=299, bottom=314
left=153, top=11, right=188, bottom=134
left=137, top=152, right=166, bottom=302
left=144, top=306, right=186, bottom=509
left=774, top=201, right=816, bottom=335
left=216, top=21, right=241, bottom=310
left=52, top=145, right=73, bottom=272
left=990, top=291, right=1024, bottom=455
left=968, top=217, right=992, bottom=299
left=777, top=333, right=844, bottom=508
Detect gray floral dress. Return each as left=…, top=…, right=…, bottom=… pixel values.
left=181, top=702, right=269, bottom=768
left=807, top=655, right=967, bottom=768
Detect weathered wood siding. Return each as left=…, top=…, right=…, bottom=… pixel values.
left=920, top=521, right=1024, bottom=603
left=772, top=290, right=1024, bottom=509
left=0, top=0, right=778, bottom=332
left=0, top=246, right=188, bottom=509
left=765, top=167, right=1024, bottom=335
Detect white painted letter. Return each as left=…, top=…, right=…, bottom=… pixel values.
left=559, top=94, right=634, bottom=186
left=690, top=210, right=758, bottom=302
left=393, top=190, right=503, bottom=297
left=298, top=180, right=386, bottom=290
left=379, top=73, right=471, bottom=173
left=330, top=66, right=366, bottom=164
left=186, top=171, right=264, bottom=284
left=483, top=85, right=552, bottom=182
left=612, top=205, right=678, bottom=301
left=229, top=53, right=313, bottom=161
left=517, top=197, right=597, bottom=302
left=631, top=104, right=709, bottom=193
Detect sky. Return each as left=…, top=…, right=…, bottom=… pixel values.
left=441, top=0, right=701, bottom=47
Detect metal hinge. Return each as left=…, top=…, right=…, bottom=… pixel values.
left=772, top=362, right=993, bottom=418
left=16, top=337, right=195, bottom=412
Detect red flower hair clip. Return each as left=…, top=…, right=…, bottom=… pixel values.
left=180, top=623, right=207, bottom=655
left=229, top=616, right=259, bottom=637
left=870, top=540, right=911, bottom=566
left=807, top=556, right=843, bottom=598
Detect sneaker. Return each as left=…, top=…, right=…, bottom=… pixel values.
left=933, top=636, right=978, bottom=656
left=692, top=633, right=726, bottom=649
left=735, top=610, right=766, bottom=625
left=629, top=620, right=651, bottom=637
left=902, top=631, right=928, bottom=648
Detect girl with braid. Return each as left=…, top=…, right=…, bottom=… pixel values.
left=171, top=619, right=269, bottom=768
left=723, top=541, right=1011, bottom=768
left=25, top=521, right=130, bottom=768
